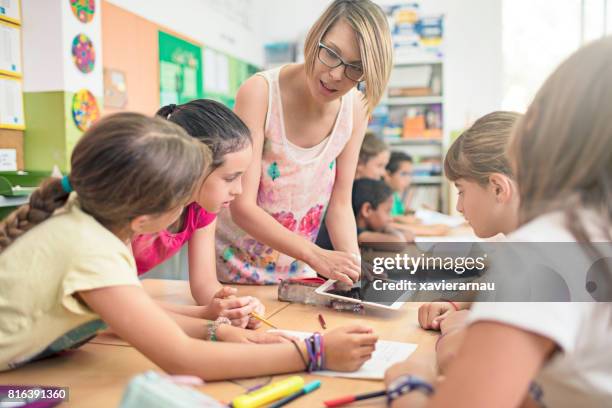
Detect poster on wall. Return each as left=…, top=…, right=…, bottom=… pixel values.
left=72, top=33, right=95, bottom=74
left=0, top=21, right=21, bottom=77
left=0, top=75, right=24, bottom=129
left=0, top=0, right=21, bottom=25
left=158, top=31, right=202, bottom=106
left=103, top=68, right=127, bottom=108
left=70, top=0, right=95, bottom=24
left=72, top=89, right=100, bottom=131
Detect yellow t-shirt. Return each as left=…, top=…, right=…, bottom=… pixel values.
left=0, top=194, right=141, bottom=370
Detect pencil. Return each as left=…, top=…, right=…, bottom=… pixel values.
left=250, top=312, right=278, bottom=329
left=324, top=390, right=386, bottom=407
left=318, top=313, right=327, bottom=329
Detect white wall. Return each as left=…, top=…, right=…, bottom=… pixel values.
left=105, top=0, right=266, bottom=66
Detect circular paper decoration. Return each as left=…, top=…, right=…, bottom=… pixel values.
left=71, top=34, right=95, bottom=73
left=70, top=0, right=95, bottom=23
left=72, top=89, right=100, bottom=131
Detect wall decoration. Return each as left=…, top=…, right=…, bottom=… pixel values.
left=103, top=68, right=127, bottom=108
left=0, top=21, right=22, bottom=77
left=71, top=33, right=95, bottom=73
left=71, top=89, right=99, bottom=131
left=0, top=75, right=24, bottom=129
left=70, top=0, right=95, bottom=24
left=158, top=30, right=202, bottom=106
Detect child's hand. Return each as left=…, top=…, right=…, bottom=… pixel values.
left=418, top=302, right=456, bottom=330
left=246, top=299, right=266, bottom=329
left=307, top=247, right=360, bottom=284
left=323, top=325, right=378, bottom=372
left=439, top=310, right=469, bottom=335
left=216, top=325, right=291, bottom=344
left=207, top=288, right=258, bottom=328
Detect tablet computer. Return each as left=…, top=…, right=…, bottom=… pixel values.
left=315, top=279, right=412, bottom=311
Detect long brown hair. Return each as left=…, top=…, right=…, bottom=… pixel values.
left=445, top=111, right=522, bottom=185
left=0, top=112, right=209, bottom=253
left=509, top=36, right=612, bottom=242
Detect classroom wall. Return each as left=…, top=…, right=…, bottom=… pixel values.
left=101, top=1, right=160, bottom=116
left=104, top=0, right=265, bottom=66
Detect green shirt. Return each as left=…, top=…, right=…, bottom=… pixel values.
left=391, top=191, right=405, bottom=216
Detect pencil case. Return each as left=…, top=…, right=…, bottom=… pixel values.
left=278, top=277, right=330, bottom=306
left=119, top=371, right=224, bottom=408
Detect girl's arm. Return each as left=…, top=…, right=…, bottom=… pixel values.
left=79, top=285, right=376, bottom=380
left=188, top=221, right=266, bottom=328
left=188, top=221, right=222, bottom=305
left=230, top=76, right=359, bottom=284
left=325, top=96, right=368, bottom=258
left=385, top=321, right=556, bottom=408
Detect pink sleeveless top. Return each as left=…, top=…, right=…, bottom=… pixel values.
left=215, top=66, right=355, bottom=284
left=132, top=202, right=216, bottom=275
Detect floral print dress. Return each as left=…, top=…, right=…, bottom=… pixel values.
left=215, top=65, right=355, bottom=284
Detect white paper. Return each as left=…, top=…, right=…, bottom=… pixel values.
left=0, top=22, right=21, bottom=76
left=271, top=330, right=417, bottom=380
left=0, top=76, right=24, bottom=127
left=0, top=148, right=16, bottom=171
left=414, top=208, right=466, bottom=228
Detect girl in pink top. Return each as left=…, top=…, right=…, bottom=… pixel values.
left=132, top=99, right=264, bottom=328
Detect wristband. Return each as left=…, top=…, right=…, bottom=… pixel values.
left=207, top=316, right=231, bottom=341
left=386, top=375, right=434, bottom=405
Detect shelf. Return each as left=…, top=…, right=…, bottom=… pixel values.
left=412, top=175, right=443, bottom=185
left=393, top=56, right=443, bottom=66
left=387, top=138, right=443, bottom=146
left=0, top=195, right=29, bottom=208
left=383, top=96, right=443, bottom=106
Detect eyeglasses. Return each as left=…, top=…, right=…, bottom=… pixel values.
left=317, top=42, right=364, bottom=82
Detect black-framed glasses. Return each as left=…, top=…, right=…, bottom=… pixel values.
left=317, top=42, right=364, bottom=82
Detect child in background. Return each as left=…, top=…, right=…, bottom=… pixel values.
left=0, top=112, right=378, bottom=379
left=132, top=99, right=264, bottom=328
left=315, top=131, right=390, bottom=249
left=385, top=152, right=449, bottom=236
left=416, top=111, right=522, bottom=372
left=318, top=178, right=412, bottom=249
left=385, top=37, right=612, bottom=407
left=355, top=132, right=390, bottom=180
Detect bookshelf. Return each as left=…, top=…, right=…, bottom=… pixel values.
left=369, top=3, right=446, bottom=213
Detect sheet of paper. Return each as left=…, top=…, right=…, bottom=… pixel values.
left=415, top=208, right=466, bottom=228
left=271, top=330, right=417, bottom=380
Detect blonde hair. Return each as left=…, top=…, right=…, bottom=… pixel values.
left=358, top=132, right=388, bottom=164
left=444, top=111, right=522, bottom=185
left=509, top=36, right=612, bottom=242
left=303, top=0, right=393, bottom=114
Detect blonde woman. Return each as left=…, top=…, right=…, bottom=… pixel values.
left=216, top=0, right=393, bottom=284
left=384, top=36, right=612, bottom=408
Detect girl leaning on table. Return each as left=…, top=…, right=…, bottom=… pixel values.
left=383, top=36, right=612, bottom=408
left=0, top=112, right=376, bottom=379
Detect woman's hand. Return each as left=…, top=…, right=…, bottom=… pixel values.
left=306, top=246, right=361, bottom=284
left=323, top=325, right=378, bottom=371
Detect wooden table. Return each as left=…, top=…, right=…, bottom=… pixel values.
left=0, top=279, right=437, bottom=407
